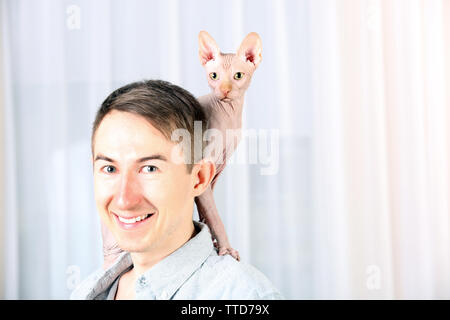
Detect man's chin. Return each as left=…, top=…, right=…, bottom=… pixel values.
left=117, top=242, right=149, bottom=253
left=116, top=233, right=157, bottom=253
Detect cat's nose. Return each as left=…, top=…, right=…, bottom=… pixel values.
left=220, top=82, right=232, bottom=96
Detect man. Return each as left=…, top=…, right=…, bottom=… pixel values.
left=71, top=80, right=283, bottom=299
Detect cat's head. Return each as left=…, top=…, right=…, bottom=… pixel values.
left=198, top=31, right=262, bottom=102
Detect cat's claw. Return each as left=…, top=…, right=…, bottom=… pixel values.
left=212, top=240, right=240, bottom=261
left=218, top=246, right=240, bottom=262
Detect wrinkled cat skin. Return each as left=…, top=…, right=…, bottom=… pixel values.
left=195, top=31, right=262, bottom=261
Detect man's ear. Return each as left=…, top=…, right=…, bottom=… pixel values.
left=191, top=158, right=216, bottom=197
left=198, top=30, right=220, bottom=66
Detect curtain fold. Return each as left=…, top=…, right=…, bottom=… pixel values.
left=1, top=0, right=19, bottom=299
left=0, top=0, right=4, bottom=300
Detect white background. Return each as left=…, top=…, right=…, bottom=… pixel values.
left=1, top=0, right=450, bottom=299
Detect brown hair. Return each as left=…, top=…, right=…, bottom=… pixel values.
left=91, top=80, right=209, bottom=173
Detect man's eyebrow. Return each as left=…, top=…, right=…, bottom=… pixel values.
left=94, top=154, right=167, bottom=163
left=94, top=154, right=116, bottom=163
left=136, top=155, right=168, bottom=162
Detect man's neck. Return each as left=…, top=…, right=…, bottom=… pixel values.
left=129, top=221, right=197, bottom=279
left=115, top=221, right=198, bottom=299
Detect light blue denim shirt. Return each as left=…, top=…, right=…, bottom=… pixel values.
left=70, top=221, right=284, bottom=300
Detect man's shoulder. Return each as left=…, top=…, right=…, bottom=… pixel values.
left=70, top=267, right=106, bottom=300
left=197, top=254, right=284, bottom=299
left=70, top=252, right=132, bottom=300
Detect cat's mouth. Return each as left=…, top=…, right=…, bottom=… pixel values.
left=221, top=97, right=232, bottom=102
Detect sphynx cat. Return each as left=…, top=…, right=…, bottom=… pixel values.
left=195, top=31, right=262, bottom=261
left=101, top=31, right=262, bottom=269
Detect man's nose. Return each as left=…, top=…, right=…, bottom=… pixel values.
left=115, top=172, right=142, bottom=210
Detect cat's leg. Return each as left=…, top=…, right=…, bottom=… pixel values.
left=195, top=186, right=240, bottom=261
left=195, top=190, right=218, bottom=246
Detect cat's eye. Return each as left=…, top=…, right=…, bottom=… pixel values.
left=234, top=72, right=244, bottom=80
left=209, top=72, right=219, bottom=80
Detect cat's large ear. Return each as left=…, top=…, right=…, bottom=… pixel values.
left=237, top=32, right=262, bottom=68
left=198, top=31, right=220, bottom=66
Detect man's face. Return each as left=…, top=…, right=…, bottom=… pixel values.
left=92, top=110, right=196, bottom=254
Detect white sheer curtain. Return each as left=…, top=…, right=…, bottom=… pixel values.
left=1, top=0, right=450, bottom=299
left=0, top=0, right=5, bottom=299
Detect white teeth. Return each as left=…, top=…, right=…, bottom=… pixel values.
left=118, top=213, right=150, bottom=224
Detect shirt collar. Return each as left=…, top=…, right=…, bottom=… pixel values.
left=136, top=220, right=214, bottom=299
left=94, top=220, right=214, bottom=300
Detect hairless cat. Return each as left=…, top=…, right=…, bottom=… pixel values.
left=195, top=31, right=262, bottom=261
left=100, top=31, right=262, bottom=269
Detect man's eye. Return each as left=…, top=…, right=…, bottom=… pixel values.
left=141, top=165, right=158, bottom=173
left=102, top=165, right=116, bottom=174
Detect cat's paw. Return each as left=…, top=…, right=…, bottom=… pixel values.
left=218, top=246, right=241, bottom=262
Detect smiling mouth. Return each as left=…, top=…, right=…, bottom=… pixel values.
left=112, top=212, right=155, bottom=229
left=117, top=213, right=151, bottom=224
